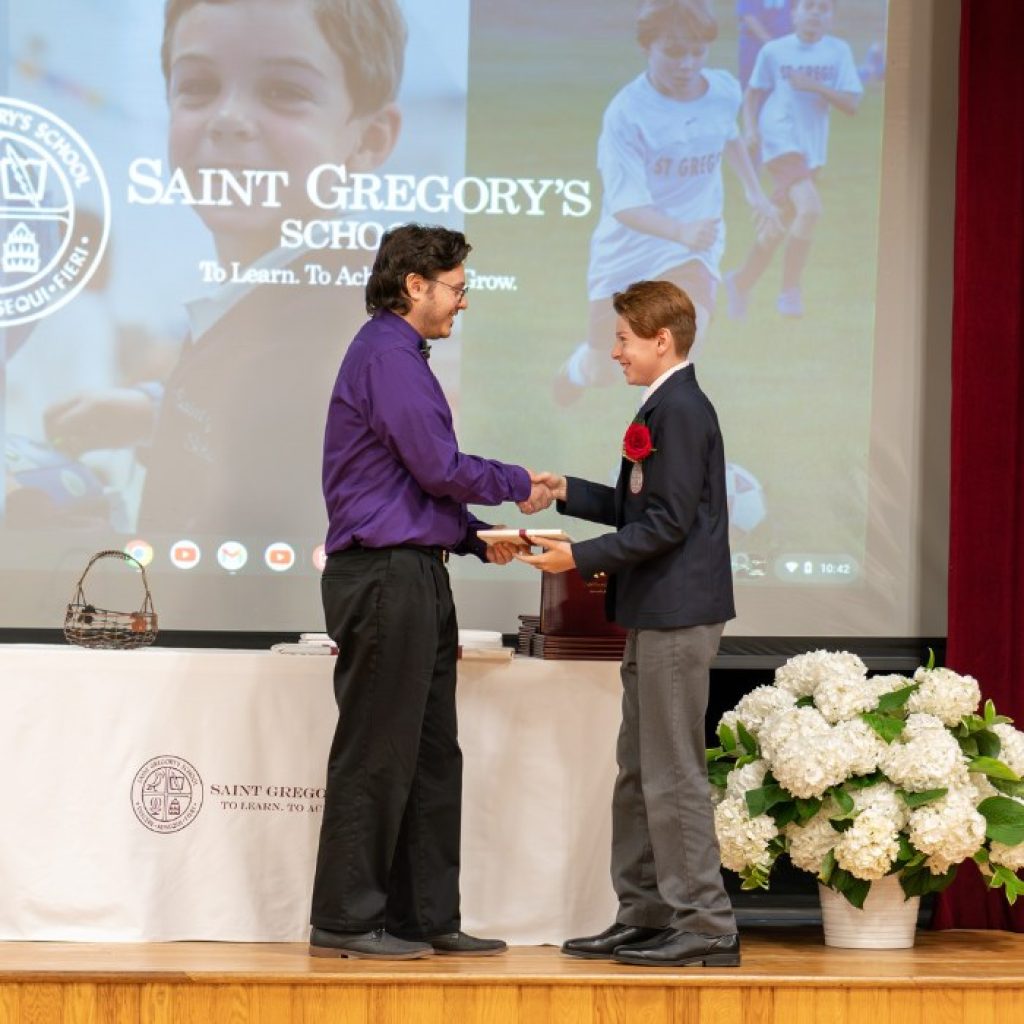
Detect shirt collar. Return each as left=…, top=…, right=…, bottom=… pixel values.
left=643, top=360, right=688, bottom=404
left=185, top=245, right=307, bottom=344
left=375, top=308, right=429, bottom=350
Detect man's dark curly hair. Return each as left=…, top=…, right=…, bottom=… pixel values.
left=365, top=224, right=472, bottom=315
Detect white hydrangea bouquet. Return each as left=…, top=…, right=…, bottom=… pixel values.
left=708, top=650, right=1024, bottom=908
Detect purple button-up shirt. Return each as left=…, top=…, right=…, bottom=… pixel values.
left=323, top=310, right=530, bottom=557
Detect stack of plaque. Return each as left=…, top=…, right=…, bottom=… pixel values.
left=523, top=570, right=626, bottom=661
left=529, top=633, right=626, bottom=661
left=517, top=614, right=541, bottom=656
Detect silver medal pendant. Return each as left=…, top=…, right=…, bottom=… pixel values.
left=629, top=460, right=644, bottom=494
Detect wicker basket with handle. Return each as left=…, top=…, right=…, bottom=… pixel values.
left=63, top=549, right=158, bottom=649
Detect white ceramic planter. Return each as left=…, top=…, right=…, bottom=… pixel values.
left=818, top=873, right=920, bottom=948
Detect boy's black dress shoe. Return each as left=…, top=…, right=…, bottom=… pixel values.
left=308, top=927, right=432, bottom=959
left=561, top=922, right=668, bottom=959
left=612, top=929, right=741, bottom=967
left=428, top=931, right=508, bottom=956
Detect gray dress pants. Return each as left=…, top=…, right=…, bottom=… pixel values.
left=611, top=622, right=737, bottom=935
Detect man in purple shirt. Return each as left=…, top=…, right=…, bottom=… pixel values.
left=310, top=224, right=542, bottom=960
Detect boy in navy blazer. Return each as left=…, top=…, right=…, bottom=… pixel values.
left=520, top=279, right=739, bottom=967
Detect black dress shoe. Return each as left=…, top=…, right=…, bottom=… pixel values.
left=612, top=929, right=741, bottom=967
left=428, top=931, right=508, bottom=956
left=309, top=926, right=433, bottom=960
left=561, top=922, right=669, bottom=960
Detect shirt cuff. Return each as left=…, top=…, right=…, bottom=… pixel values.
left=511, top=465, right=532, bottom=502
left=454, top=515, right=491, bottom=562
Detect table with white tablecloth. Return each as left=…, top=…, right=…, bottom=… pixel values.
left=0, top=645, right=621, bottom=943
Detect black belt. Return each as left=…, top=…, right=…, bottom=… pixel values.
left=334, top=543, right=449, bottom=564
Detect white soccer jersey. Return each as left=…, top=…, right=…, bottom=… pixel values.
left=587, top=68, right=741, bottom=301
left=750, top=33, right=863, bottom=169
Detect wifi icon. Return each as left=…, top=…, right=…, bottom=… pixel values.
left=785, top=561, right=799, bottom=574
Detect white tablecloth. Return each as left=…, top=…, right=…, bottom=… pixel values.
left=0, top=645, right=620, bottom=943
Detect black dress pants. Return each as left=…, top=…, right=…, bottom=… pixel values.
left=311, top=546, right=462, bottom=937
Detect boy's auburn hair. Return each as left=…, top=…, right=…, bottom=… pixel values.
left=613, top=280, right=697, bottom=358
left=636, top=0, right=718, bottom=48
left=161, top=0, right=407, bottom=116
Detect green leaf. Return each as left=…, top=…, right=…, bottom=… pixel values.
left=958, top=736, right=980, bottom=758
left=982, top=700, right=1012, bottom=728
left=975, top=730, right=1003, bottom=760
left=735, top=842, right=782, bottom=891
left=830, top=869, right=870, bottom=909
left=831, top=787, right=855, bottom=816
left=795, top=695, right=815, bottom=708
left=876, top=684, right=919, bottom=713
left=987, top=866, right=1024, bottom=906
left=717, top=723, right=737, bottom=753
left=819, top=848, right=836, bottom=884
left=745, top=783, right=788, bottom=818
left=795, top=797, right=822, bottom=824
left=899, top=867, right=930, bottom=898
left=769, top=802, right=799, bottom=828
left=991, top=777, right=1024, bottom=798
left=738, top=864, right=771, bottom=891
left=973, top=848, right=990, bottom=865
left=900, top=863, right=957, bottom=897
left=846, top=772, right=885, bottom=790
left=970, top=757, right=1021, bottom=782
left=829, top=817, right=855, bottom=833
left=861, top=712, right=906, bottom=744
left=897, top=787, right=948, bottom=808
left=980, top=796, right=1024, bottom=845
left=737, top=721, right=758, bottom=756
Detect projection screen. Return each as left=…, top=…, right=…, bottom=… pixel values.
left=0, top=0, right=954, bottom=637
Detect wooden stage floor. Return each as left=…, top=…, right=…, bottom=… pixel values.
left=1, top=927, right=1022, bottom=1023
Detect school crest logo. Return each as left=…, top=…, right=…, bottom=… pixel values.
left=0, top=97, right=110, bottom=327
left=131, top=755, right=204, bottom=834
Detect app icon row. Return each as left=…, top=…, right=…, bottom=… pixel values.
left=124, top=540, right=327, bottom=573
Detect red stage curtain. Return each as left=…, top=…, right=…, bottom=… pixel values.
left=932, top=0, right=1024, bottom=930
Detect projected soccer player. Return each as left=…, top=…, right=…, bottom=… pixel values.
left=553, top=0, right=779, bottom=406
left=736, top=0, right=793, bottom=89
left=724, top=0, right=863, bottom=319
left=44, top=0, right=406, bottom=537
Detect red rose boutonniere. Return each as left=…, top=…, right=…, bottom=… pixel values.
left=622, top=420, right=655, bottom=463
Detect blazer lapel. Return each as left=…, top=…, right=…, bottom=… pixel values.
left=635, top=362, right=695, bottom=421
left=614, top=366, right=695, bottom=524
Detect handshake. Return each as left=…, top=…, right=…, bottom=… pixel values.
left=482, top=470, right=574, bottom=574
left=517, top=471, right=567, bottom=515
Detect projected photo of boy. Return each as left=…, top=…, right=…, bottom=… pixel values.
left=552, top=0, right=778, bottom=408
left=35, top=0, right=454, bottom=541
left=5, top=210, right=125, bottom=530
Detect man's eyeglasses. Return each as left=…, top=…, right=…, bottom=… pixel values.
left=432, top=279, right=469, bottom=301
